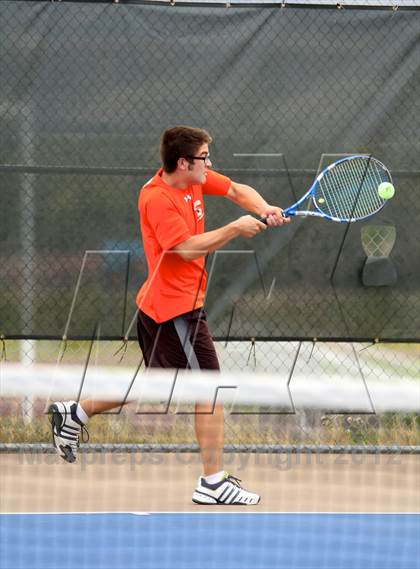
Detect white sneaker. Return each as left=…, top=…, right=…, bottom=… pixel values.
left=48, top=401, right=88, bottom=463
left=192, top=472, right=260, bottom=505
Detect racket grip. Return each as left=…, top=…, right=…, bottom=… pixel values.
left=259, top=211, right=293, bottom=224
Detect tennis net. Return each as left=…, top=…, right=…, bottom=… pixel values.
left=1, top=339, right=419, bottom=569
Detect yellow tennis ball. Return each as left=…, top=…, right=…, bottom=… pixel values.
left=318, top=198, right=325, bottom=204
left=378, top=182, right=395, bottom=200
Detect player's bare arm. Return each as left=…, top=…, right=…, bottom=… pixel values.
left=226, top=181, right=290, bottom=226
left=172, top=216, right=267, bottom=262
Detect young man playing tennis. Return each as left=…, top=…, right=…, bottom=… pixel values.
left=50, top=126, right=289, bottom=505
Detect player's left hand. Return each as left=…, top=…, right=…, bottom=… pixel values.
left=261, top=205, right=290, bottom=226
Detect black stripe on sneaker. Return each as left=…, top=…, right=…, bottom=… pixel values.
left=218, top=484, right=232, bottom=502
left=55, top=432, right=78, bottom=441
left=220, top=486, right=236, bottom=504
left=61, top=423, right=79, bottom=431
left=61, top=427, right=79, bottom=435
left=229, top=489, right=241, bottom=504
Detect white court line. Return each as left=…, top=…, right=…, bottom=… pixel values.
left=137, top=511, right=420, bottom=515
left=1, top=511, right=417, bottom=516
left=0, top=511, right=149, bottom=516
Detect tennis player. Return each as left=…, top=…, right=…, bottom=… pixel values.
left=50, top=126, right=289, bottom=505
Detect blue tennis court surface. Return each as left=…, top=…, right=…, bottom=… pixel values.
left=1, top=513, right=419, bottom=569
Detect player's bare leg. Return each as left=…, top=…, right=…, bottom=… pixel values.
left=192, top=402, right=260, bottom=505
left=194, top=401, right=224, bottom=476
left=80, top=399, right=127, bottom=417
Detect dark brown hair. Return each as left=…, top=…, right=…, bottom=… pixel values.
left=160, top=126, right=212, bottom=173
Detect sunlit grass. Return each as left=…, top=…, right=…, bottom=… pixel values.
left=1, top=410, right=418, bottom=446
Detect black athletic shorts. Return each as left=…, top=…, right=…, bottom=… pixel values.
left=136, top=308, right=220, bottom=370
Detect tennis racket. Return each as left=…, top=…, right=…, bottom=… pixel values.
left=263, top=155, right=393, bottom=223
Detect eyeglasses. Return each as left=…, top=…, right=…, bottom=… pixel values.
left=186, top=154, right=211, bottom=164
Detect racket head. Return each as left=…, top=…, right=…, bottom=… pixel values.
left=311, top=155, right=392, bottom=222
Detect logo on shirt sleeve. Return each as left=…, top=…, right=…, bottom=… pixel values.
left=194, top=199, right=204, bottom=221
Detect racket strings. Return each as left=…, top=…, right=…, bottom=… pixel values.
left=331, top=159, right=386, bottom=218
left=323, top=161, right=373, bottom=219
left=337, top=160, right=372, bottom=218
left=348, top=159, right=384, bottom=217
left=315, top=158, right=390, bottom=221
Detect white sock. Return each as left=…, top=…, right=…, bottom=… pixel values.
left=204, top=471, right=225, bottom=485
left=75, top=403, right=89, bottom=425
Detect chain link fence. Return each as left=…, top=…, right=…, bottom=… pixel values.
left=1, top=0, right=419, bottom=447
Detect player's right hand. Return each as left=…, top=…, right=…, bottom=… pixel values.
left=232, top=215, right=267, bottom=238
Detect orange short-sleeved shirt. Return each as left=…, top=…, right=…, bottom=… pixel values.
left=136, top=168, right=231, bottom=323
